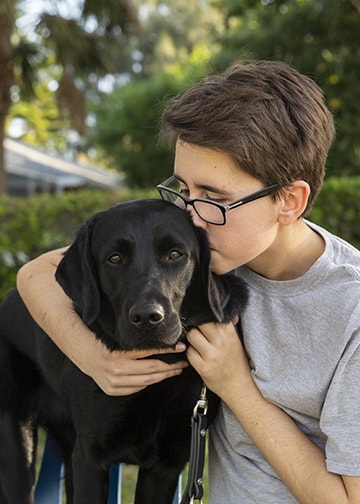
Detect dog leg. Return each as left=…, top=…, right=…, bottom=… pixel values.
left=71, top=442, right=109, bottom=504
left=135, top=465, right=181, bottom=504
left=0, top=412, right=35, bottom=503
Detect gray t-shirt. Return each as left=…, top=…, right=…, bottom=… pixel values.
left=208, top=221, right=360, bottom=503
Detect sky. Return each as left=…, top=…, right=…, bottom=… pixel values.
left=17, top=0, right=83, bottom=37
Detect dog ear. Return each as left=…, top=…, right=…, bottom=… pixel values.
left=182, top=226, right=248, bottom=326
left=198, top=230, right=231, bottom=322
left=55, top=215, right=101, bottom=327
left=206, top=273, right=231, bottom=322
left=181, top=227, right=229, bottom=324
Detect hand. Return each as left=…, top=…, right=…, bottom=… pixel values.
left=73, top=336, right=189, bottom=396
left=186, top=322, right=252, bottom=401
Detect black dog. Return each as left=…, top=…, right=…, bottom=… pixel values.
left=0, top=199, right=247, bottom=504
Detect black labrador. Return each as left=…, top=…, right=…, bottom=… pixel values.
left=0, top=199, right=247, bottom=504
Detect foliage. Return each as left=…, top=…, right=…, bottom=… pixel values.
left=209, top=0, right=360, bottom=178
left=309, top=176, right=360, bottom=248
left=90, top=0, right=360, bottom=186
left=6, top=0, right=360, bottom=189
left=0, top=187, right=157, bottom=300
left=90, top=45, right=213, bottom=187
left=90, top=73, right=176, bottom=187
left=0, top=0, right=139, bottom=194
left=129, top=0, right=223, bottom=78
left=7, top=67, right=70, bottom=151
left=0, top=0, right=15, bottom=194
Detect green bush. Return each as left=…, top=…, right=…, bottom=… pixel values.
left=0, top=177, right=359, bottom=301
left=0, top=188, right=157, bottom=300
left=309, top=176, right=360, bottom=249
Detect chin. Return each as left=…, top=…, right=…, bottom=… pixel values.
left=209, top=253, right=222, bottom=273
left=210, top=253, right=240, bottom=275
left=210, top=259, right=231, bottom=275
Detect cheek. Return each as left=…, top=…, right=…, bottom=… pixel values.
left=209, top=237, right=249, bottom=274
left=207, top=226, right=244, bottom=273
left=207, top=207, right=279, bottom=273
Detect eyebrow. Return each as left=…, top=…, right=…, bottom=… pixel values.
left=174, top=174, right=234, bottom=196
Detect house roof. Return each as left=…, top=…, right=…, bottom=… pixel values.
left=5, top=138, right=122, bottom=196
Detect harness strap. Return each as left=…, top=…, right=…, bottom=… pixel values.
left=181, top=385, right=208, bottom=504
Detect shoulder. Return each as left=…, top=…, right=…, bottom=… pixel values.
left=306, top=220, right=360, bottom=279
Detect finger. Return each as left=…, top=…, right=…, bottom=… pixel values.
left=129, top=358, right=189, bottom=376
left=186, top=330, right=208, bottom=361
left=107, top=352, right=189, bottom=377
left=102, top=366, right=187, bottom=397
left=190, top=323, right=218, bottom=342
left=195, top=321, right=237, bottom=343
left=186, top=326, right=211, bottom=348
left=121, top=342, right=187, bottom=360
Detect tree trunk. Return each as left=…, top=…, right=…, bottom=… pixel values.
left=0, top=3, right=14, bottom=196
left=0, top=129, right=5, bottom=195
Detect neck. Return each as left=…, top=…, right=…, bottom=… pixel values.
left=248, top=220, right=325, bottom=281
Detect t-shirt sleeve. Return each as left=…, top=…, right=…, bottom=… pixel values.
left=320, top=323, right=360, bottom=476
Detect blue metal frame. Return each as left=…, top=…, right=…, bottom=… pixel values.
left=35, top=434, right=182, bottom=504
left=34, top=435, right=63, bottom=504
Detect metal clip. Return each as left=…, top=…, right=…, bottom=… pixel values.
left=192, top=384, right=208, bottom=418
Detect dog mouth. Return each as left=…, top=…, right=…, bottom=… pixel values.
left=115, top=311, right=183, bottom=351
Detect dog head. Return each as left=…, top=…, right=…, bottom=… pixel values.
left=56, top=199, right=247, bottom=351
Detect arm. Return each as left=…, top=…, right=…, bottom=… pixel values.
left=186, top=322, right=360, bottom=504
left=16, top=249, right=188, bottom=396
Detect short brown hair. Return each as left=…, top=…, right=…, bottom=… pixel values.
left=160, top=60, right=335, bottom=213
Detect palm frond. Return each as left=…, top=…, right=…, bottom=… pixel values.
left=12, top=40, right=42, bottom=97
left=81, top=0, right=139, bottom=36
left=57, top=71, right=87, bottom=136
left=37, top=13, right=114, bottom=74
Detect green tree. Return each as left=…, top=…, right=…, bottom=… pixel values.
left=0, top=0, right=138, bottom=195
left=210, top=0, right=360, bottom=177
left=130, top=0, right=222, bottom=78
left=90, top=74, right=176, bottom=187
left=0, top=0, right=16, bottom=195
left=88, top=0, right=223, bottom=187
left=8, top=78, right=69, bottom=152
left=90, top=45, right=212, bottom=186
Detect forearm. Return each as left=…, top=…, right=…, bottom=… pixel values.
left=16, top=248, right=96, bottom=367
left=223, top=379, right=350, bottom=504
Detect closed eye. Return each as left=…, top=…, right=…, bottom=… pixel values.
left=180, top=186, right=227, bottom=204
left=179, top=187, right=190, bottom=197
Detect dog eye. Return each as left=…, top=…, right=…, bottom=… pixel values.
left=168, top=250, right=182, bottom=260
left=107, top=253, right=123, bottom=264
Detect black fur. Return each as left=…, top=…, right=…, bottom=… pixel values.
left=0, top=199, right=247, bottom=503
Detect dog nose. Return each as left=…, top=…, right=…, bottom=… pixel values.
left=129, top=304, right=165, bottom=329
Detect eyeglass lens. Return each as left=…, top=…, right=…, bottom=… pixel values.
left=159, top=187, right=225, bottom=224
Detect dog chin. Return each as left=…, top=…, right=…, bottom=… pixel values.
left=115, top=323, right=182, bottom=351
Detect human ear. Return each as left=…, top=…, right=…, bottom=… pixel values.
left=277, top=181, right=310, bottom=225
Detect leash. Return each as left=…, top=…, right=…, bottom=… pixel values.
left=180, top=384, right=208, bottom=504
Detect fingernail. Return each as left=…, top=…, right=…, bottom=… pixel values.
left=175, top=342, right=187, bottom=352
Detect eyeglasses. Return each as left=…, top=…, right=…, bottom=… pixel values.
left=157, top=175, right=283, bottom=226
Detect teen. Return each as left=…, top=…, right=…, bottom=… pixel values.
left=17, top=61, right=360, bottom=503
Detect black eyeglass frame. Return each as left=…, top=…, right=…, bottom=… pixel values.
left=157, top=175, right=284, bottom=226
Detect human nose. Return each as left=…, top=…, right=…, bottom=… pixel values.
left=186, top=205, right=207, bottom=230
